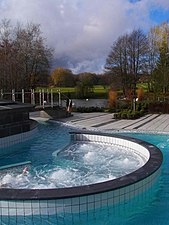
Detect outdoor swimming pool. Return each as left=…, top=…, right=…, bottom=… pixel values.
left=0, top=121, right=167, bottom=224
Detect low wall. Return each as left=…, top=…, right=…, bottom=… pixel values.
left=39, top=106, right=70, bottom=119
left=0, top=120, right=38, bottom=149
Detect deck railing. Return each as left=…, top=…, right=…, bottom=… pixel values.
left=0, top=89, right=71, bottom=109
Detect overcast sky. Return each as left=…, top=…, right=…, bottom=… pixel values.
left=0, top=0, right=169, bottom=73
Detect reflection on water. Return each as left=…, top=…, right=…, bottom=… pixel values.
left=64, top=99, right=108, bottom=108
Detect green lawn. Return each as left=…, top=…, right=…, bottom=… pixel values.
left=37, top=85, right=109, bottom=94
left=37, top=84, right=150, bottom=95
left=93, top=85, right=109, bottom=93
left=137, top=82, right=149, bottom=92
left=36, top=87, right=75, bottom=93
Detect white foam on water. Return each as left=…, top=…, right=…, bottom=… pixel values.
left=49, top=168, right=78, bottom=187
left=0, top=142, right=146, bottom=189
left=84, top=151, right=97, bottom=164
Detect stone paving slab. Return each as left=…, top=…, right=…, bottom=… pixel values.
left=137, top=115, right=165, bottom=129
left=30, top=111, right=169, bottom=133
left=72, top=113, right=114, bottom=127
left=58, top=112, right=169, bottom=133
left=98, top=114, right=154, bottom=130
left=123, top=114, right=159, bottom=129
left=138, top=114, right=169, bottom=132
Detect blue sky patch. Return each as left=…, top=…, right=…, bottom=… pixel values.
left=150, top=7, right=169, bottom=24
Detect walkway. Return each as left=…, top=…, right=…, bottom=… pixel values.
left=56, top=112, right=169, bottom=133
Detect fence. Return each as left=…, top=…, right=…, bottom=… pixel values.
left=0, top=89, right=69, bottom=109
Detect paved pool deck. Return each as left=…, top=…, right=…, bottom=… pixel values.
left=56, top=112, right=169, bottom=133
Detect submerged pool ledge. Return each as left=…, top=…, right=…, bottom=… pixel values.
left=0, top=131, right=163, bottom=217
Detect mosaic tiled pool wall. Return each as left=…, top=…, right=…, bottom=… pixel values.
left=0, top=169, right=160, bottom=216
left=0, top=120, right=38, bottom=149
left=0, top=100, right=37, bottom=150
left=0, top=132, right=163, bottom=222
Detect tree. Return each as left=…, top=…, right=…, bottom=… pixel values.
left=105, top=33, right=131, bottom=96
left=0, top=19, right=15, bottom=90
left=78, top=72, right=97, bottom=87
left=51, top=67, right=75, bottom=87
left=105, top=29, right=149, bottom=109
left=98, top=73, right=114, bottom=87
left=75, top=72, right=97, bottom=99
left=14, top=22, right=53, bottom=89
left=149, top=22, right=169, bottom=94
left=144, top=28, right=160, bottom=92
left=0, top=19, right=53, bottom=91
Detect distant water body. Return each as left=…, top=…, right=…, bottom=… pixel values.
left=71, top=99, right=108, bottom=108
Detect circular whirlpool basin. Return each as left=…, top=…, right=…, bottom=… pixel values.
left=0, top=131, right=163, bottom=221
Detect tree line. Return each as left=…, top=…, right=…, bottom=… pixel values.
left=105, top=23, right=169, bottom=97
left=50, top=67, right=112, bottom=87
left=0, top=18, right=169, bottom=98
left=50, top=68, right=114, bottom=98
left=51, top=22, right=169, bottom=99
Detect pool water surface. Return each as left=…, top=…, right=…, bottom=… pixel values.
left=0, top=126, right=146, bottom=189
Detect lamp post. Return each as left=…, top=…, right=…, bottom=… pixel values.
left=132, top=76, right=137, bottom=111
left=57, top=89, right=61, bottom=106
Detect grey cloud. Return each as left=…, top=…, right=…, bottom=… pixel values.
left=0, top=0, right=168, bottom=73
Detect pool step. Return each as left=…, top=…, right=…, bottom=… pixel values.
left=0, top=161, right=31, bottom=173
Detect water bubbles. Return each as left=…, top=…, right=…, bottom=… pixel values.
left=0, top=142, right=145, bottom=189
left=84, top=151, right=96, bottom=164
left=123, top=158, right=129, bottom=164
left=49, top=168, right=75, bottom=187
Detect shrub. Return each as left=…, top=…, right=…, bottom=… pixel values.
left=72, top=107, right=104, bottom=113
left=108, top=90, right=117, bottom=109
left=114, top=109, right=145, bottom=120
left=117, top=100, right=130, bottom=110
left=136, top=102, right=148, bottom=112
left=137, top=87, right=144, bottom=101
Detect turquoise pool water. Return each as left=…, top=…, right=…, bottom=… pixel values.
left=0, top=122, right=168, bottom=224
left=0, top=123, right=145, bottom=189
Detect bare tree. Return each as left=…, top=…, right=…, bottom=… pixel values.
left=0, top=19, right=15, bottom=90
left=105, top=29, right=149, bottom=109
left=14, top=22, right=53, bottom=89
left=0, top=19, right=53, bottom=91
left=105, top=34, right=130, bottom=96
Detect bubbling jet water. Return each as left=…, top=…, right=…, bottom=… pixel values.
left=0, top=142, right=146, bottom=189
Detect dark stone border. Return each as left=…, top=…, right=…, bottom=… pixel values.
left=0, top=100, right=37, bottom=138
left=0, top=131, right=163, bottom=200
left=0, top=119, right=38, bottom=138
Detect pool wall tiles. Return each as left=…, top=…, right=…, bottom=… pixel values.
left=0, top=128, right=37, bottom=149
left=0, top=168, right=160, bottom=216
left=71, top=133, right=150, bottom=161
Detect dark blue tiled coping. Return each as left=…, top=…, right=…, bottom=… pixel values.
left=0, top=100, right=34, bottom=112
left=0, top=120, right=38, bottom=138
left=0, top=131, right=163, bottom=200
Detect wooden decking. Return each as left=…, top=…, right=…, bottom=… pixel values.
left=55, top=112, right=169, bottom=133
